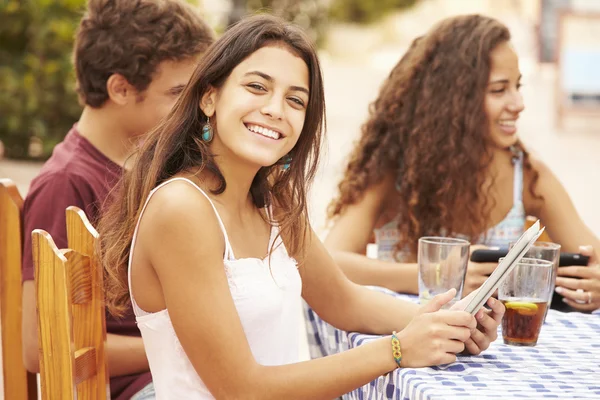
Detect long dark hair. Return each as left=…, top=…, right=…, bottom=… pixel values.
left=99, top=14, right=326, bottom=317
left=329, top=14, right=539, bottom=256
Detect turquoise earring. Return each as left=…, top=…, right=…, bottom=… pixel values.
left=282, top=154, right=292, bottom=170
left=201, top=116, right=213, bottom=142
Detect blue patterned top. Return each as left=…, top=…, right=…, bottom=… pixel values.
left=375, top=150, right=526, bottom=261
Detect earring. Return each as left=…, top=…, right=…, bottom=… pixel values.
left=201, top=116, right=213, bottom=142
left=281, top=154, right=292, bottom=170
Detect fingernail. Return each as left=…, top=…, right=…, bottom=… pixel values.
left=489, top=298, right=496, bottom=306
left=562, top=298, right=568, bottom=303
left=555, top=287, right=563, bottom=294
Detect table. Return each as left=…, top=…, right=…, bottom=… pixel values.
left=304, top=288, right=600, bottom=399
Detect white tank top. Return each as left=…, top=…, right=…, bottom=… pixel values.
left=128, top=177, right=303, bottom=399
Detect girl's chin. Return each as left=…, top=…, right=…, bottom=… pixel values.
left=491, top=134, right=518, bottom=149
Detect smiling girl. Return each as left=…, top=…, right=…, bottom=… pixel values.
left=98, top=14, right=503, bottom=399
left=325, top=14, right=600, bottom=307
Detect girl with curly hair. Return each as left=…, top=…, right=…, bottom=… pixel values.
left=98, top=14, right=503, bottom=399
left=326, top=14, right=600, bottom=311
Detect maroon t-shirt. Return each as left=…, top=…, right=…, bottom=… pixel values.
left=22, top=125, right=152, bottom=399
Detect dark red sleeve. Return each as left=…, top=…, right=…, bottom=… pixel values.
left=22, top=174, right=91, bottom=281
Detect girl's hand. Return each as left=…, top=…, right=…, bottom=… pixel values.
left=555, top=245, right=600, bottom=312
left=396, top=289, right=476, bottom=367
left=451, top=289, right=505, bottom=355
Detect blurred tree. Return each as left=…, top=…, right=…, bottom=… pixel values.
left=329, top=0, right=418, bottom=24
left=0, top=0, right=85, bottom=160
left=229, top=0, right=328, bottom=45
left=0, top=0, right=201, bottom=160
left=228, top=0, right=247, bottom=26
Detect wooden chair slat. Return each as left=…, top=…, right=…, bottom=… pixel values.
left=73, top=347, right=97, bottom=385
left=526, top=216, right=553, bottom=242
left=66, top=206, right=109, bottom=400
left=33, top=229, right=75, bottom=400
left=68, top=252, right=93, bottom=305
left=0, top=179, right=38, bottom=400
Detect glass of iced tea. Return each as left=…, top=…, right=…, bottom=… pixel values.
left=418, top=237, right=470, bottom=308
left=499, top=257, right=553, bottom=346
left=509, top=241, right=560, bottom=318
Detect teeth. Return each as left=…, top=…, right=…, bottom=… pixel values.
left=499, top=120, right=516, bottom=127
left=246, top=124, right=280, bottom=139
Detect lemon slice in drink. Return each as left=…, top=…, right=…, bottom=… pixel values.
left=505, top=301, right=539, bottom=316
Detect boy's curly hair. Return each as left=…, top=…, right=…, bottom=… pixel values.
left=74, top=0, right=214, bottom=107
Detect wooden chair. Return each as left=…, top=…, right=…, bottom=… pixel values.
left=0, top=179, right=38, bottom=400
left=526, top=215, right=552, bottom=242
left=32, top=221, right=108, bottom=399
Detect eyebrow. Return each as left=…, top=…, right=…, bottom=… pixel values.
left=167, top=84, right=186, bottom=93
left=244, top=71, right=309, bottom=95
left=489, top=75, right=522, bottom=85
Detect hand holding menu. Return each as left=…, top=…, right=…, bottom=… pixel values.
left=463, top=220, right=546, bottom=315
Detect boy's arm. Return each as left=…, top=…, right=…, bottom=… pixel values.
left=21, top=175, right=149, bottom=376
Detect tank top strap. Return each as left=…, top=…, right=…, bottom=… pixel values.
left=512, top=148, right=524, bottom=204
left=128, top=177, right=234, bottom=316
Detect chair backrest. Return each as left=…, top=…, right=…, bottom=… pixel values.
left=526, top=216, right=552, bottom=242
left=32, top=225, right=108, bottom=400
left=66, top=206, right=98, bottom=261
left=66, top=206, right=109, bottom=398
left=0, top=179, right=38, bottom=400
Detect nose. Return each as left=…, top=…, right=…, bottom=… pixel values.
left=508, top=89, right=525, bottom=114
left=261, top=93, right=284, bottom=120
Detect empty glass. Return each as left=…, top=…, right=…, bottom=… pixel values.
left=418, top=237, right=470, bottom=308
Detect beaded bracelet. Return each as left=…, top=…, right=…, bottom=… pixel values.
left=391, top=331, right=402, bottom=368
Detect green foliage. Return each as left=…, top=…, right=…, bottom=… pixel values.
left=0, top=0, right=85, bottom=159
left=244, top=0, right=329, bottom=46
left=329, top=0, right=418, bottom=24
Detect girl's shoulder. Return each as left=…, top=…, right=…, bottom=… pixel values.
left=135, top=177, right=227, bottom=258
left=140, top=177, right=220, bottom=229
left=522, top=152, right=555, bottom=214
left=523, top=151, right=552, bottom=185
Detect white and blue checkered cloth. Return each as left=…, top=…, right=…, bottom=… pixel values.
left=304, top=288, right=600, bottom=399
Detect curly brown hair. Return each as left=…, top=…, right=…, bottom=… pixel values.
left=98, top=15, right=325, bottom=317
left=74, top=0, right=215, bottom=107
left=328, top=14, right=540, bottom=256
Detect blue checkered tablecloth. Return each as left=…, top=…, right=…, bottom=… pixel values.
left=304, top=287, right=600, bottom=399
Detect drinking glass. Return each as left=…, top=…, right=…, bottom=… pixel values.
left=510, top=241, right=560, bottom=318
left=499, top=257, right=553, bottom=346
left=418, top=237, right=470, bottom=308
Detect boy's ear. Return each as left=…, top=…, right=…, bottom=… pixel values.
left=106, top=74, right=136, bottom=105
left=199, top=86, right=217, bottom=117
